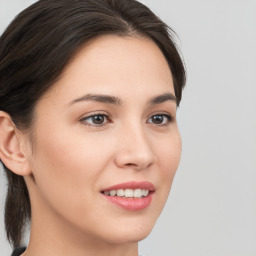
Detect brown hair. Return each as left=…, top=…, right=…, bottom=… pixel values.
left=0, top=0, right=186, bottom=248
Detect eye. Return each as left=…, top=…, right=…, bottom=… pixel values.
left=147, top=114, right=172, bottom=126
left=80, top=114, right=110, bottom=126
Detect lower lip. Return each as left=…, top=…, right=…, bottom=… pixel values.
left=102, top=193, right=153, bottom=211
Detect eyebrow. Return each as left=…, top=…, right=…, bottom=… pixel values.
left=69, top=93, right=121, bottom=106
left=148, top=93, right=177, bottom=105
left=68, top=92, right=176, bottom=106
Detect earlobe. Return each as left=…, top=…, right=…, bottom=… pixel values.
left=0, top=111, right=32, bottom=176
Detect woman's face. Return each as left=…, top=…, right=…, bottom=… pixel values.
left=25, top=35, right=181, bottom=245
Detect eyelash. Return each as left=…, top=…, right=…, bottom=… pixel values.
left=79, top=112, right=174, bottom=127
left=147, top=114, right=173, bottom=126
left=79, top=112, right=111, bottom=127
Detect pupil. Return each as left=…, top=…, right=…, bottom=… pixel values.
left=153, top=115, right=163, bottom=124
left=93, top=115, right=104, bottom=124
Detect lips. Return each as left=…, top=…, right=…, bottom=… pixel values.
left=101, top=181, right=155, bottom=191
left=101, top=181, right=155, bottom=210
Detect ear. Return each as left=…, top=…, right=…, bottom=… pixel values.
left=0, top=111, right=32, bottom=176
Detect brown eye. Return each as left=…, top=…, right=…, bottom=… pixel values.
left=81, top=114, right=109, bottom=126
left=147, top=114, right=172, bottom=125
left=91, top=115, right=105, bottom=124
left=152, top=115, right=164, bottom=124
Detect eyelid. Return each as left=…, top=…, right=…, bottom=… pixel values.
left=146, top=112, right=175, bottom=126
left=78, top=110, right=175, bottom=127
left=79, top=111, right=112, bottom=127
left=147, top=110, right=174, bottom=119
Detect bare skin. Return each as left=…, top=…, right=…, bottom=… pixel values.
left=0, top=35, right=181, bottom=256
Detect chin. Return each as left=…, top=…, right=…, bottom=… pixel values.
left=101, top=219, right=156, bottom=245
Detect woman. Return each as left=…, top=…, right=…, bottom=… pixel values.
left=0, top=0, right=186, bottom=255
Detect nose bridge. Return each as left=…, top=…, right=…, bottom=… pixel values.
left=115, top=120, right=155, bottom=169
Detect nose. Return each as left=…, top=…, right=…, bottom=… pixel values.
left=114, top=126, right=156, bottom=170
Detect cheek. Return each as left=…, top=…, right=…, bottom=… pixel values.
left=155, top=130, right=182, bottom=196
left=158, top=130, right=182, bottom=173
left=29, top=125, right=108, bottom=216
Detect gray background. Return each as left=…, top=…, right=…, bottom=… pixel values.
left=1, top=0, right=256, bottom=255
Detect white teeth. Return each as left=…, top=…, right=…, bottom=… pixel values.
left=109, top=190, right=117, bottom=196
left=134, top=189, right=142, bottom=198
left=104, top=189, right=149, bottom=198
left=125, top=189, right=134, bottom=198
left=142, top=189, right=149, bottom=197
left=117, top=189, right=125, bottom=197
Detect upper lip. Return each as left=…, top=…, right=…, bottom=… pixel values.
left=101, top=181, right=155, bottom=192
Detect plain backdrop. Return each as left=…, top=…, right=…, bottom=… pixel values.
left=0, top=0, right=256, bottom=255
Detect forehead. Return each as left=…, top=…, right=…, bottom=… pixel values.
left=39, top=35, right=174, bottom=106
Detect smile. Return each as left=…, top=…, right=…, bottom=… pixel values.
left=101, top=181, right=155, bottom=210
